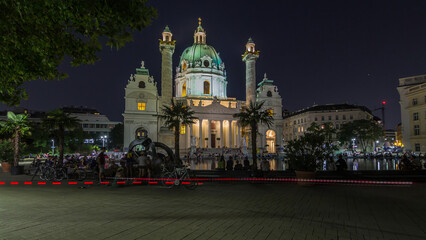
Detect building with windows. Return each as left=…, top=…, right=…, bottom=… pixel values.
left=397, top=74, right=426, bottom=152
left=282, top=104, right=375, bottom=144
left=123, top=20, right=283, bottom=154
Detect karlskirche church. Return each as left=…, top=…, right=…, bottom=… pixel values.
left=123, top=19, right=283, bottom=155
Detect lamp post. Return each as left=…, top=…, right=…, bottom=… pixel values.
left=51, top=139, right=55, bottom=155
left=101, top=135, right=108, bottom=148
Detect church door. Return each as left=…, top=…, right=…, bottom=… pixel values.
left=211, top=134, right=216, bottom=148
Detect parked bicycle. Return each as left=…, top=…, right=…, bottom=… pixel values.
left=160, top=165, right=197, bottom=190
left=31, top=159, right=55, bottom=181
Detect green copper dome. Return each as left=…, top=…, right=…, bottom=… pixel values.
left=179, top=44, right=222, bottom=69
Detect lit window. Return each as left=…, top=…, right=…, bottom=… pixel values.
left=203, top=81, right=210, bottom=94
left=138, top=103, right=146, bottom=111
left=180, top=125, right=186, bottom=134
left=266, top=109, right=274, bottom=116
left=182, top=82, right=187, bottom=97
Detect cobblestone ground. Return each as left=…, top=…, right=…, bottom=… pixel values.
left=0, top=183, right=425, bottom=240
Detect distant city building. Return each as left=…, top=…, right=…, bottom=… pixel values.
left=0, top=106, right=120, bottom=144
left=396, top=123, right=403, bottom=147
left=123, top=20, right=283, bottom=154
left=397, top=74, right=426, bottom=152
left=384, top=129, right=396, bottom=143
left=282, top=104, right=376, bottom=144
left=62, top=106, right=121, bottom=138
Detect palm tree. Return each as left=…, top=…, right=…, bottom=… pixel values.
left=157, top=100, right=197, bottom=164
left=43, top=109, right=81, bottom=163
left=233, top=101, right=273, bottom=170
left=0, top=112, right=31, bottom=166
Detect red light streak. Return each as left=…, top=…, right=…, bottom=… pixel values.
left=68, top=182, right=77, bottom=185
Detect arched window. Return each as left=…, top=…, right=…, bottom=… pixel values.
left=139, top=81, right=145, bottom=88
left=267, top=91, right=272, bottom=97
left=182, top=82, right=187, bottom=97
left=203, top=81, right=210, bottom=95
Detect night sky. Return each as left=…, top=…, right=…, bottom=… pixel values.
left=3, top=0, right=426, bottom=129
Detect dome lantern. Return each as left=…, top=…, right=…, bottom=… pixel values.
left=193, top=18, right=206, bottom=44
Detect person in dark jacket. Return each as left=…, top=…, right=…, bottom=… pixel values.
left=243, top=156, right=250, bottom=170
left=226, top=156, right=234, bottom=171
left=335, top=155, right=347, bottom=171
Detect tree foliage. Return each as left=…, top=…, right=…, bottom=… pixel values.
left=338, top=119, right=383, bottom=154
left=285, top=122, right=337, bottom=171
left=157, top=100, right=197, bottom=163
left=42, top=109, right=81, bottom=162
left=0, top=0, right=157, bottom=105
left=0, top=112, right=31, bottom=166
left=110, top=123, right=124, bottom=150
left=233, top=101, right=274, bottom=170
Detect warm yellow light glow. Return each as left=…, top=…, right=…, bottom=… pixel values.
left=182, top=82, right=187, bottom=97
left=267, top=109, right=274, bottom=116
left=138, top=103, right=146, bottom=111
left=180, top=125, right=186, bottom=134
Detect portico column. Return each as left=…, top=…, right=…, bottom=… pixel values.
left=207, top=120, right=211, bottom=148
left=220, top=121, right=224, bottom=148
left=236, top=123, right=240, bottom=147
left=228, top=121, right=232, bottom=148
left=199, top=119, right=203, bottom=148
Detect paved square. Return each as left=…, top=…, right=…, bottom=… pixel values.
left=0, top=183, right=425, bottom=240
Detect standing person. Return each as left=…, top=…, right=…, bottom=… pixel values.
left=217, top=155, right=225, bottom=170
left=327, top=156, right=336, bottom=171
left=243, top=156, right=250, bottom=170
left=97, top=148, right=106, bottom=182
left=335, top=155, right=347, bottom=171
left=261, top=158, right=270, bottom=172
left=226, top=156, right=234, bottom=171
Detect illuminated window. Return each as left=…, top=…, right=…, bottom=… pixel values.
left=267, top=109, right=273, bottom=116
left=138, top=103, right=146, bottom=111
left=182, top=82, right=187, bottom=97
left=180, top=125, right=186, bottom=134
left=203, top=81, right=210, bottom=94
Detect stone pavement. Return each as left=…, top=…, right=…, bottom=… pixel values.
left=0, top=182, right=425, bottom=240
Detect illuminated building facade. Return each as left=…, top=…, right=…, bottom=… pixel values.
left=123, top=19, right=283, bottom=154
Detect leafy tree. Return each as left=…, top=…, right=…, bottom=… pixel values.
left=43, top=110, right=81, bottom=163
left=233, top=101, right=274, bottom=170
left=157, top=100, right=197, bottom=164
left=0, top=112, right=31, bottom=166
left=0, top=0, right=157, bottom=105
left=110, top=123, right=124, bottom=150
left=24, top=122, right=51, bottom=154
left=338, top=119, right=383, bottom=155
left=64, top=126, right=90, bottom=154
left=285, top=123, right=338, bottom=171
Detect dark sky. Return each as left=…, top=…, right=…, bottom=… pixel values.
left=3, top=0, right=426, bottom=129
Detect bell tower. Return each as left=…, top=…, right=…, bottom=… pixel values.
left=159, top=26, right=175, bottom=105
left=242, top=38, right=259, bottom=105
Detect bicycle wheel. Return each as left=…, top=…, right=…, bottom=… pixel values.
left=42, top=167, right=55, bottom=181
left=54, top=168, right=67, bottom=181
left=75, top=168, right=87, bottom=181
left=160, top=172, right=175, bottom=188
left=183, top=170, right=197, bottom=190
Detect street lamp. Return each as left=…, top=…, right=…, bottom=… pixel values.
left=100, top=135, right=107, bottom=148
left=51, top=139, right=55, bottom=155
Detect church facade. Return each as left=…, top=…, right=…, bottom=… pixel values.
left=123, top=20, right=283, bottom=155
